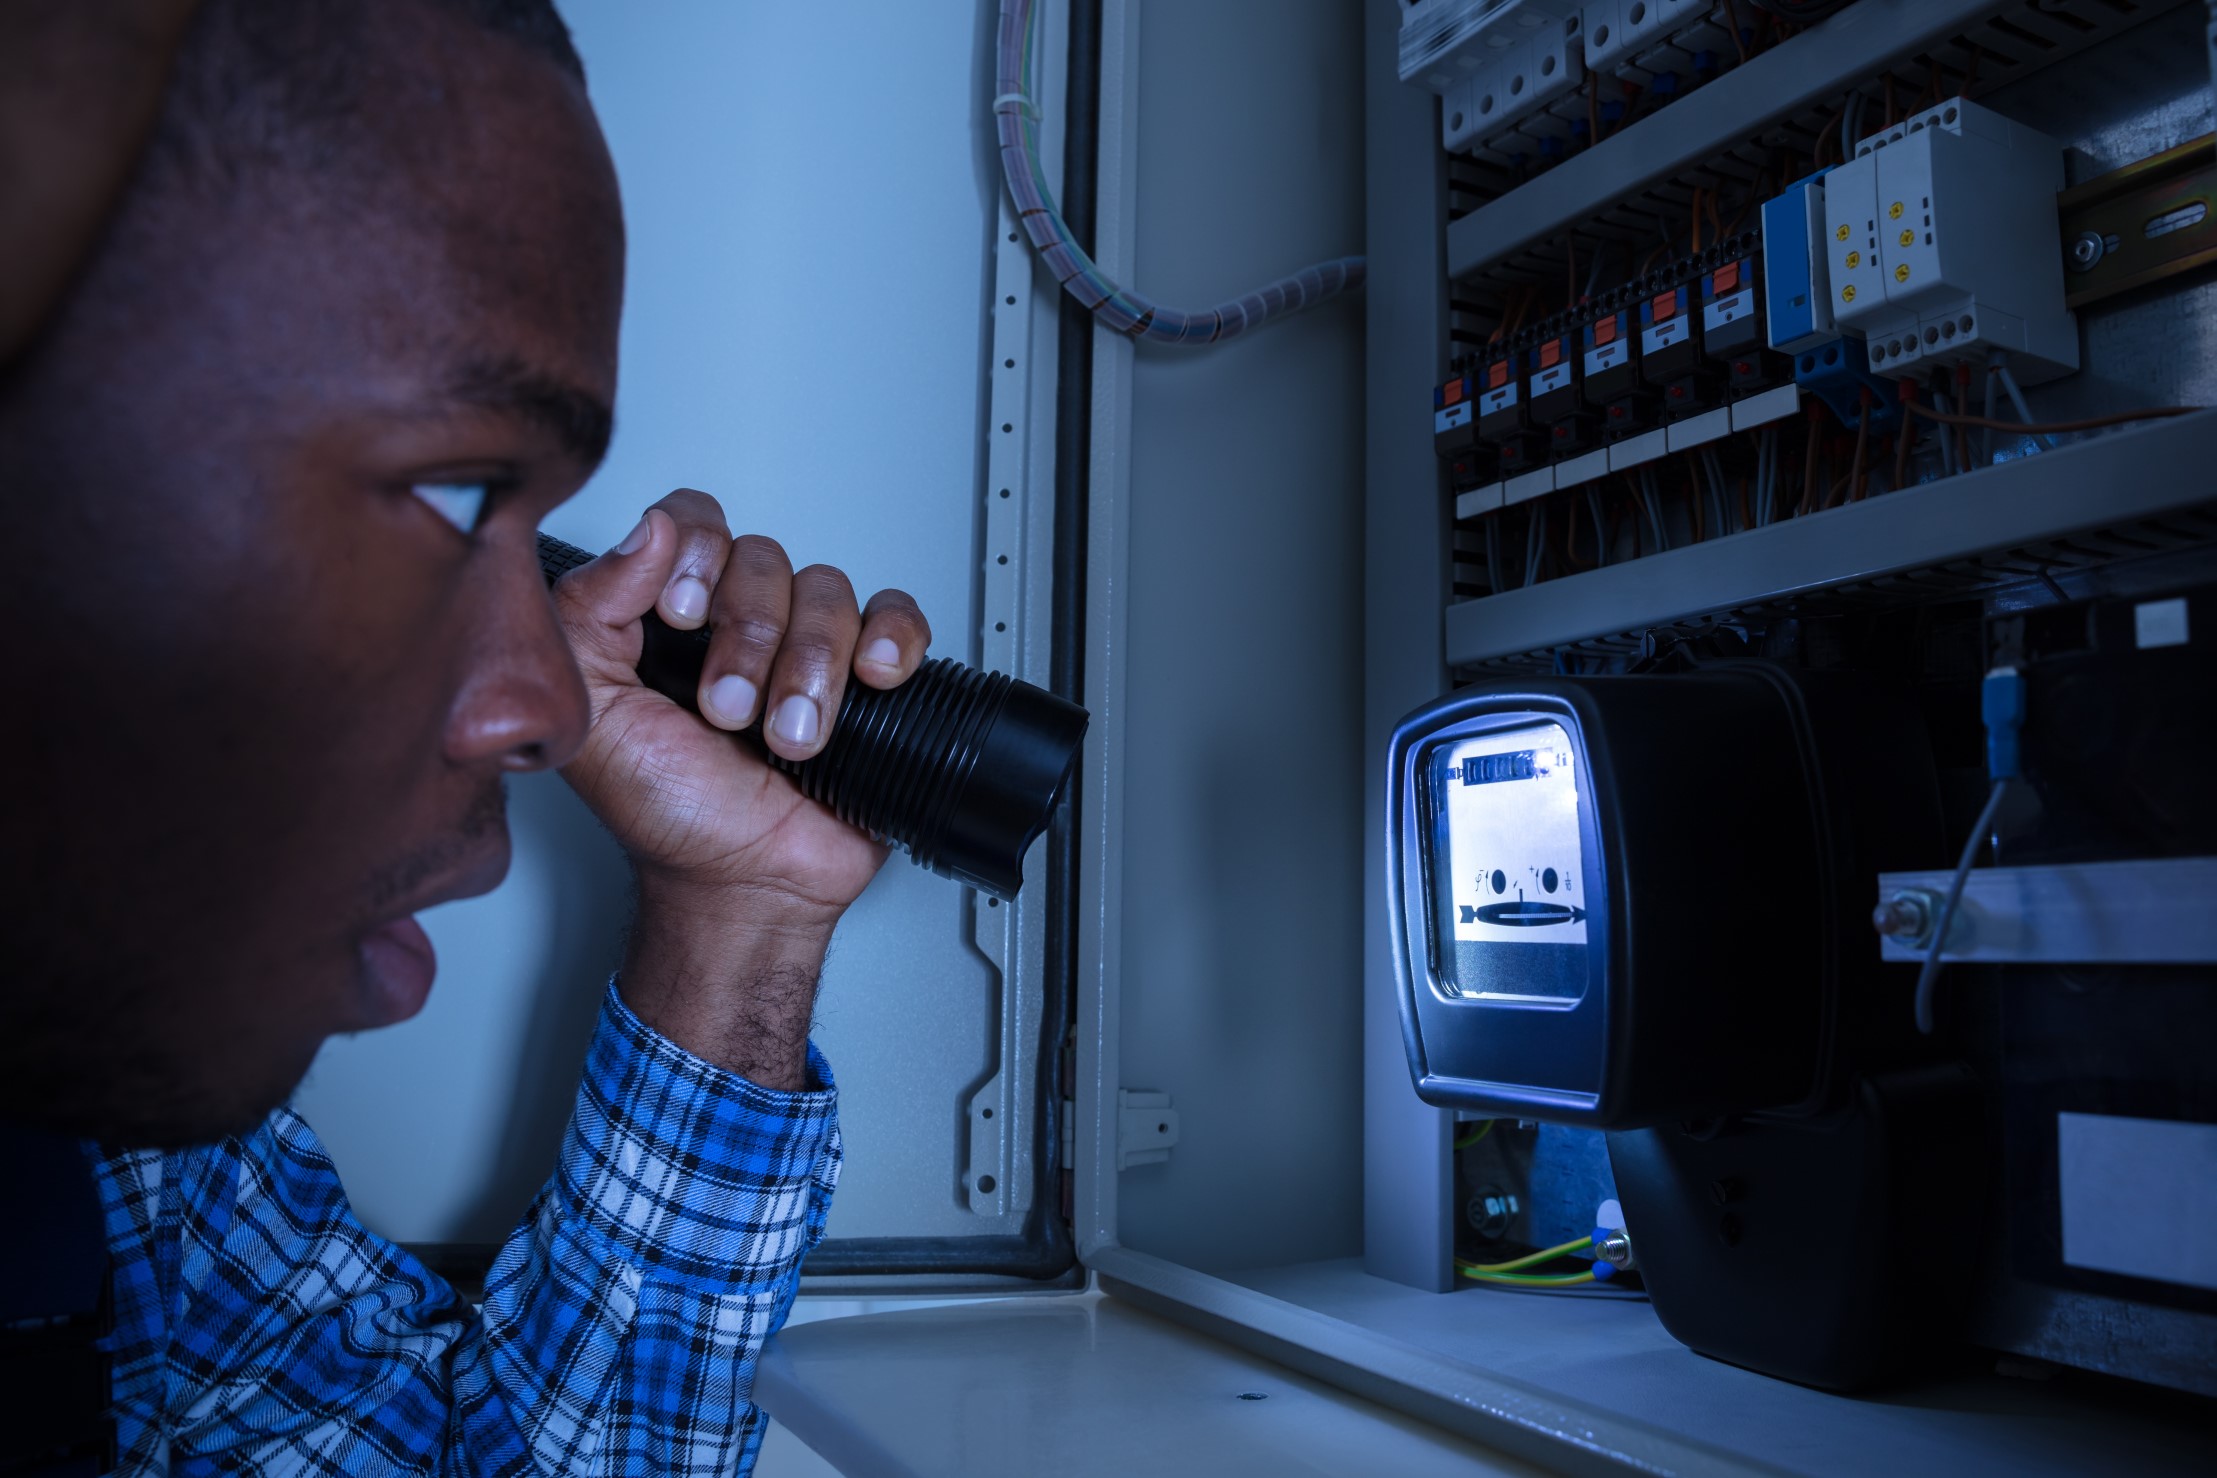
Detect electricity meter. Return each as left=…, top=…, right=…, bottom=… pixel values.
left=1386, top=666, right=1941, bottom=1128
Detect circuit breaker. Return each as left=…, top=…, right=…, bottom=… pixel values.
left=1822, top=97, right=2078, bottom=382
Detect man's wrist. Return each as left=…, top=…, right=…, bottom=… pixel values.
left=619, top=875, right=838, bottom=1092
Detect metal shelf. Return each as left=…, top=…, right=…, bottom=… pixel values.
left=1443, top=408, right=2217, bottom=669
left=1444, top=0, right=2190, bottom=285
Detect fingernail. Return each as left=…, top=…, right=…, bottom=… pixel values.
left=665, top=575, right=709, bottom=624
left=615, top=515, right=651, bottom=555
left=771, top=694, right=820, bottom=749
left=862, top=637, right=901, bottom=668
left=704, top=674, right=758, bottom=727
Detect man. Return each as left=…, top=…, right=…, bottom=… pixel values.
left=0, top=0, right=935, bottom=1469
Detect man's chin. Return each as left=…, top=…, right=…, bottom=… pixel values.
left=12, top=1059, right=307, bottom=1151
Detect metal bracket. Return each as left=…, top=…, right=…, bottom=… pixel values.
left=2058, top=132, right=2217, bottom=310
left=1116, top=1090, right=1180, bottom=1171
left=1875, top=857, right=2217, bottom=964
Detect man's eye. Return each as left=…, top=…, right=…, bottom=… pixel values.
left=410, top=481, right=489, bottom=534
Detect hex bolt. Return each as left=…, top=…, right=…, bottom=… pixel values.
left=2069, top=231, right=2105, bottom=273
left=1872, top=888, right=1941, bottom=945
left=1594, top=1228, right=1637, bottom=1271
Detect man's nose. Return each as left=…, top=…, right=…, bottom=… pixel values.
left=444, top=563, right=592, bottom=774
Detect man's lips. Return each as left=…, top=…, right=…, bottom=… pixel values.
left=353, top=837, right=511, bottom=1028
left=358, top=915, right=438, bottom=1028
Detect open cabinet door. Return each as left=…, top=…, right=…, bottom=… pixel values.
left=290, top=0, right=1080, bottom=1289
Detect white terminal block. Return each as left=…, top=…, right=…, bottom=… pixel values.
left=1443, top=14, right=1586, bottom=158
left=1581, top=2, right=1652, bottom=84
left=1401, top=0, right=1584, bottom=95
left=1822, top=97, right=2079, bottom=384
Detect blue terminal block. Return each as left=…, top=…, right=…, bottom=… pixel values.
left=1760, top=172, right=1835, bottom=354
left=1792, top=336, right=1899, bottom=433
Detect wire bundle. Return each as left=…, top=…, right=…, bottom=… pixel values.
left=993, top=0, right=1365, bottom=345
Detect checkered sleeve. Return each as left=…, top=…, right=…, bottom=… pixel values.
left=132, top=980, right=840, bottom=1476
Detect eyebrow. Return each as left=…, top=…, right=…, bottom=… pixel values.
left=445, top=353, right=614, bottom=468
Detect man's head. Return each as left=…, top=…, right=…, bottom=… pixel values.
left=0, top=0, right=621, bottom=1145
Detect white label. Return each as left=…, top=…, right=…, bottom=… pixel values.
left=1479, top=383, right=1520, bottom=416
left=1530, top=363, right=1574, bottom=397
left=1640, top=315, right=1690, bottom=355
left=1435, top=402, right=1473, bottom=434
left=1702, top=287, right=1757, bottom=333
left=2058, top=1113, right=2217, bottom=1291
left=2134, top=597, right=2190, bottom=649
left=1439, top=722, right=1588, bottom=952
left=1584, top=341, right=1629, bottom=376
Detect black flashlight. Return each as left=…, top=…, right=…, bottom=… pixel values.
left=537, top=533, right=1087, bottom=901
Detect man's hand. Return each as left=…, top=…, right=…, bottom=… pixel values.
left=551, top=490, right=932, bottom=1088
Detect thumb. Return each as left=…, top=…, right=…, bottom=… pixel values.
left=551, top=509, right=681, bottom=675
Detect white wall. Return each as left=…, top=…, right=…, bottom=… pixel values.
left=296, top=0, right=1016, bottom=1247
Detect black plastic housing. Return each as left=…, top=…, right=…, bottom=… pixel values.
left=537, top=534, right=1087, bottom=901
left=1388, top=664, right=1943, bottom=1129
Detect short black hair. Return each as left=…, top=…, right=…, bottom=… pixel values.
left=147, top=0, right=585, bottom=192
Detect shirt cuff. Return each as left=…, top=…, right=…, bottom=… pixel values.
left=555, top=981, right=839, bottom=1292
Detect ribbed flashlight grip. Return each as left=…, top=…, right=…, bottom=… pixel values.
left=536, top=532, right=1086, bottom=900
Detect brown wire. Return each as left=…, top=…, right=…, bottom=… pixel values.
left=1812, top=111, right=1842, bottom=168
left=1884, top=72, right=1896, bottom=127
left=1586, top=70, right=1601, bottom=148
left=1849, top=405, right=1870, bottom=503
left=1686, top=453, right=1705, bottom=542
left=1959, top=45, right=1980, bottom=100
left=1905, top=403, right=2201, bottom=435
left=1895, top=415, right=1913, bottom=488
left=1721, top=0, right=1750, bottom=65
left=1799, top=412, right=1820, bottom=516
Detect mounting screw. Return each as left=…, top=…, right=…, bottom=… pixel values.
left=2068, top=231, right=2105, bottom=273
left=1872, top=888, right=1940, bottom=945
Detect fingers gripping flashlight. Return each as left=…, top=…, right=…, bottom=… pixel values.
left=538, top=534, right=1088, bottom=902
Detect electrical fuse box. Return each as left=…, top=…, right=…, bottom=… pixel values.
left=1824, top=97, right=2078, bottom=384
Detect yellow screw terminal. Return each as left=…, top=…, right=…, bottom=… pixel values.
left=1900, top=229, right=1915, bottom=247
left=1836, top=224, right=1850, bottom=241
left=1847, top=250, right=1861, bottom=269
left=1889, top=202, right=1904, bottom=220
left=1842, top=285, right=1857, bottom=302
left=1895, top=263, right=1911, bottom=282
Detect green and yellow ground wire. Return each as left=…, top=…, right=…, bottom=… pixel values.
left=1456, top=1235, right=1598, bottom=1288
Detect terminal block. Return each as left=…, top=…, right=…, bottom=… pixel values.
left=1823, top=97, right=2078, bottom=384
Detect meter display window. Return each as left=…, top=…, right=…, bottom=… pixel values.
left=1425, top=719, right=1589, bottom=1005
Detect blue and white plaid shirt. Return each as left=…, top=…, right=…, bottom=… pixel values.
left=87, top=982, right=840, bottom=1475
